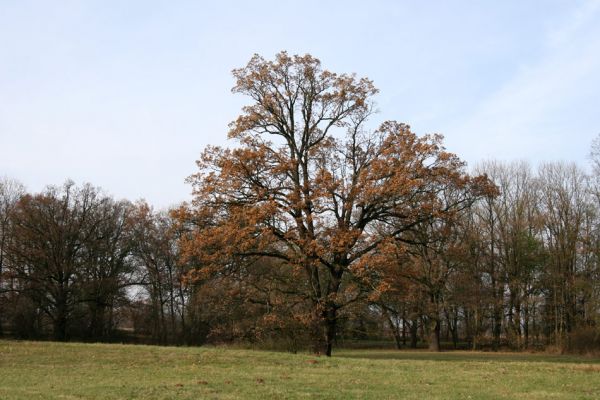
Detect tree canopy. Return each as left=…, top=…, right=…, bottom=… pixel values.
left=180, top=52, right=495, bottom=355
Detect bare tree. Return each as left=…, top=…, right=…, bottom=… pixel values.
left=0, top=177, right=25, bottom=335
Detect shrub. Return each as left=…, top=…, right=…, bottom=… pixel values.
left=567, top=326, right=600, bottom=355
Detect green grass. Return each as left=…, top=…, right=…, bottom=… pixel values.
left=0, top=340, right=599, bottom=399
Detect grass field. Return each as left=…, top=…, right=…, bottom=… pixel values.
left=1, top=340, right=599, bottom=399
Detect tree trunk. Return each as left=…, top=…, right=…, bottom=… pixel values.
left=324, top=306, right=337, bottom=357
left=382, top=307, right=402, bottom=349
left=89, top=299, right=109, bottom=339
left=54, top=311, right=68, bottom=341
left=410, top=318, right=418, bottom=348
left=523, top=301, right=530, bottom=349
left=388, top=316, right=402, bottom=349
left=514, top=299, right=522, bottom=349
left=428, top=319, right=441, bottom=352
left=492, top=306, right=502, bottom=351
left=472, top=308, right=479, bottom=350
left=451, top=314, right=459, bottom=349
left=401, top=309, right=407, bottom=346
left=54, top=290, right=69, bottom=341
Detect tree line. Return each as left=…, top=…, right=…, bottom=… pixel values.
left=1, top=52, right=599, bottom=355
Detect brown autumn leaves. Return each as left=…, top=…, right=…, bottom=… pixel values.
left=176, top=52, right=496, bottom=355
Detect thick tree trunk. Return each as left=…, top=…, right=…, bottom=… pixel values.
left=428, top=319, right=441, bottom=352
left=310, top=306, right=334, bottom=356
left=89, top=300, right=109, bottom=339
left=54, top=290, right=69, bottom=341
left=324, top=306, right=337, bottom=357
left=54, top=311, right=68, bottom=341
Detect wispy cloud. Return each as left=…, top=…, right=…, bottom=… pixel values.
left=448, top=0, right=600, bottom=165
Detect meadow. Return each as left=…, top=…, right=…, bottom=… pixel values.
left=0, top=340, right=599, bottom=399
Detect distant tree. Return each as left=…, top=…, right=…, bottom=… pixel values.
left=376, top=182, right=489, bottom=351
left=537, top=162, right=589, bottom=346
left=181, top=52, right=494, bottom=355
left=472, top=161, right=545, bottom=349
left=491, top=162, right=543, bottom=349
left=0, top=177, right=25, bottom=335
left=78, top=197, right=136, bottom=339
left=130, top=202, right=190, bottom=344
left=7, top=182, right=125, bottom=340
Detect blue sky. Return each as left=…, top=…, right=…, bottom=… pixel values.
left=1, top=0, right=599, bottom=207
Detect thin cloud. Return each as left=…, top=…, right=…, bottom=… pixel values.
left=448, top=1, right=600, bottom=164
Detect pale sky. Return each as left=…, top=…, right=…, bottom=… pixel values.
left=1, top=0, right=599, bottom=207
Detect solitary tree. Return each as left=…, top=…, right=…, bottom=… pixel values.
left=182, top=52, right=493, bottom=355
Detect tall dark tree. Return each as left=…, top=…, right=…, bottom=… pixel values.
left=8, top=182, right=118, bottom=340
left=79, top=198, right=135, bottom=339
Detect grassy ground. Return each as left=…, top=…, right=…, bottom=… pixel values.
left=0, top=340, right=599, bottom=399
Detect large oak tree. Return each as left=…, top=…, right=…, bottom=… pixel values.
left=181, top=52, right=493, bottom=355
